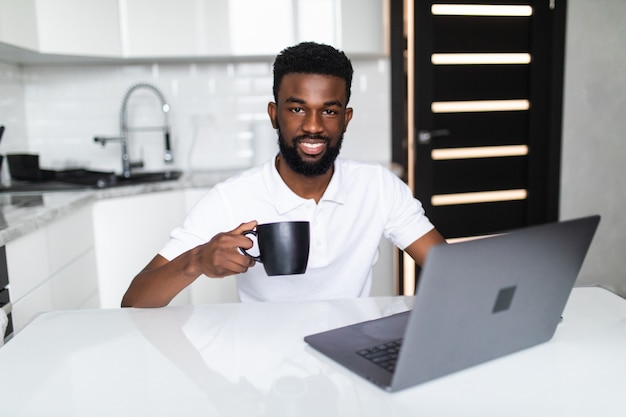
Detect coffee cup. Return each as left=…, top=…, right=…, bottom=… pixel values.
left=240, top=221, right=310, bottom=276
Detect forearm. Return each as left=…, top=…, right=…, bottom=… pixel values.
left=121, top=251, right=201, bottom=308
left=404, top=228, right=447, bottom=266
left=122, top=222, right=257, bottom=308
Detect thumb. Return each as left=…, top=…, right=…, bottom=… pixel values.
left=232, top=220, right=258, bottom=234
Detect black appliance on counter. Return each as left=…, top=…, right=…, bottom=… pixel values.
left=6, top=154, right=117, bottom=187
left=2, top=154, right=182, bottom=193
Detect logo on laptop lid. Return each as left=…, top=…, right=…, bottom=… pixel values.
left=492, top=286, right=517, bottom=313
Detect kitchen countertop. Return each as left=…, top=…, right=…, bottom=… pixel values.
left=0, top=170, right=240, bottom=246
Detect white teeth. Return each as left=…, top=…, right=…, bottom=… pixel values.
left=302, top=142, right=323, bottom=149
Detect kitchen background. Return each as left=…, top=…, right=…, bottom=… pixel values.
left=0, top=58, right=390, bottom=174
left=0, top=0, right=624, bottom=297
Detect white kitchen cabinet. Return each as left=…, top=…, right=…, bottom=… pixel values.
left=223, top=0, right=296, bottom=56
left=93, top=189, right=239, bottom=308
left=35, top=0, right=121, bottom=56
left=0, top=0, right=120, bottom=56
left=92, top=190, right=187, bottom=308
left=292, top=0, right=387, bottom=55
left=0, top=0, right=38, bottom=50
left=183, top=188, right=239, bottom=304
left=120, top=0, right=294, bottom=57
left=229, top=0, right=386, bottom=56
left=340, top=0, right=387, bottom=55
left=6, top=205, right=98, bottom=332
left=120, top=0, right=230, bottom=57
left=122, top=0, right=386, bottom=58
left=1, top=0, right=386, bottom=61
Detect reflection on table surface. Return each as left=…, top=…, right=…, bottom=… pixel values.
left=0, top=296, right=413, bottom=416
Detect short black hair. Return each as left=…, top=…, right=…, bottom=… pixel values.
left=272, top=42, right=354, bottom=105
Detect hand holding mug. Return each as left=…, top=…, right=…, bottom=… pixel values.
left=240, top=221, right=310, bottom=276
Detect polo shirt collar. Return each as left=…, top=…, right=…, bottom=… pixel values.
left=265, top=158, right=347, bottom=215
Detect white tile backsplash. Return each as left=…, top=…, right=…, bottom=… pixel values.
left=5, top=57, right=390, bottom=175
left=0, top=62, right=29, bottom=154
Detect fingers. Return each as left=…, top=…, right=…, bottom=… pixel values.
left=200, top=242, right=253, bottom=278
left=232, top=220, right=258, bottom=251
left=232, top=220, right=258, bottom=234
left=200, top=221, right=259, bottom=278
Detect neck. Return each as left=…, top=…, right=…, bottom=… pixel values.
left=275, top=155, right=333, bottom=203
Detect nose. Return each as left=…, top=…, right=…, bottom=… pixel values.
left=301, top=112, right=324, bottom=135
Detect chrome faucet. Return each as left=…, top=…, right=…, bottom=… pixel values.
left=94, top=82, right=173, bottom=178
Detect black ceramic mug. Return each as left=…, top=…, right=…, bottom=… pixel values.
left=240, top=221, right=310, bottom=276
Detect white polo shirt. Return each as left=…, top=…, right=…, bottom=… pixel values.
left=160, top=158, right=434, bottom=302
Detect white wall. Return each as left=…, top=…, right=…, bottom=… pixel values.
left=560, top=0, right=626, bottom=297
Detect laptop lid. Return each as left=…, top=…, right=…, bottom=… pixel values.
left=305, top=215, right=600, bottom=392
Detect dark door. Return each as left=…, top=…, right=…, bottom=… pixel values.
left=391, top=1, right=567, bottom=292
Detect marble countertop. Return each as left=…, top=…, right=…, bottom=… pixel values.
left=0, top=170, right=239, bottom=246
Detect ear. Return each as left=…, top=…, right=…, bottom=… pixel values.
left=267, top=102, right=278, bottom=129
left=343, top=107, right=354, bottom=132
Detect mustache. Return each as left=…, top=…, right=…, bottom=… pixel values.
left=294, top=134, right=331, bottom=143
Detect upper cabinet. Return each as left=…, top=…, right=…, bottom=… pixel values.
left=35, top=0, right=121, bottom=56
left=119, top=0, right=387, bottom=57
left=0, top=0, right=120, bottom=56
left=0, top=0, right=38, bottom=50
left=0, top=0, right=386, bottom=61
left=340, top=0, right=386, bottom=55
left=121, top=0, right=230, bottom=57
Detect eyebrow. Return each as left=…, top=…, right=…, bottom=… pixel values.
left=284, top=96, right=345, bottom=108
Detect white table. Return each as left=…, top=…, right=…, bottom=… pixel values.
left=1, top=287, right=625, bottom=416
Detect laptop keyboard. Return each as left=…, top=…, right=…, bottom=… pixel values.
left=356, top=339, right=403, bottom=372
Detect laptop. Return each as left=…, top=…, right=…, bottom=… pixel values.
left=304, top=215, right=600, bottom=392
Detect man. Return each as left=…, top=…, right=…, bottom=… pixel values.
left=122, top=42, right=445, bottom=308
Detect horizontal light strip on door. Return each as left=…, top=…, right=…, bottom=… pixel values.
left=431, top=4, right=533, bottom=16
left=432, top=99, right=529, bottom=113
left=432, top=53, right=531, bottom=65
left=446, top=233, right=503, bottom=244
left=432, top=145, right=528, bottom=160
left=432, top=189, right=527, bottom=206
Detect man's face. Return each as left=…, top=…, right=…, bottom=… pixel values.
left=268, top=73, right=353, bottom=177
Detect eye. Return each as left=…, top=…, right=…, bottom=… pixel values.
left=290, top=107, right=303, bottom=114
left=323, top=109, right=338, bottom=116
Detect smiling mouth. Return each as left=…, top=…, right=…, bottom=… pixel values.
left=299, top=140, right=326, bottom=157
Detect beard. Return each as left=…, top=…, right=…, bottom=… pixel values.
left=276, top=123, right=343, bottom=177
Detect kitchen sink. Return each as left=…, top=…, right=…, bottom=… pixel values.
left=54, top=169, right=183, bottom=187
left=0, top=169, right=183, bottom=193
left=114, top=171, right=183, bottom=184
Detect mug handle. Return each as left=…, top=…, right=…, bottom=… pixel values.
left=240, top=230, right=262, bottom=262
